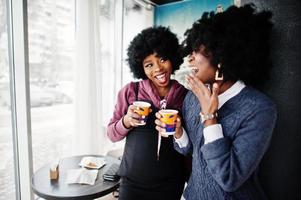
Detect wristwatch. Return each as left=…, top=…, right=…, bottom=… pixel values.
left=199, top=112, right=217, bottom=123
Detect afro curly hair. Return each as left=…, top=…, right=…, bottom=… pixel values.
left=182, top=4, right=273, bottom=88
left=127, top=26, right=182, bottom=80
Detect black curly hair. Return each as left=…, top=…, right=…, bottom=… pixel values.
left=127, top=26, right=182, bottom=80
left=182, top=4, right=273, bottom=88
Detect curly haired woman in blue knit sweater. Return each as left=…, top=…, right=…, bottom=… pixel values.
left=155, top=4, right=277, bottom=200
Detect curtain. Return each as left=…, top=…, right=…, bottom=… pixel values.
left=73, top=0, right=109, bottom=155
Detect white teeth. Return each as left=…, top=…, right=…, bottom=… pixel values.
left=156, top=74, right=165, bottom=79
left=156, top=73, right=166, bottom=83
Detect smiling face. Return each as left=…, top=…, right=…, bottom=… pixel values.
left=188, top=48, right=216, bottom=84
left=143, top=53, right=173, bottom=91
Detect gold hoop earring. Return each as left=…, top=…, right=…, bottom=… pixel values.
left=215, top=63, right=224, bottom=81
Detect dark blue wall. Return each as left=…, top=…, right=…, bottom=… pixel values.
left=241, top=1, right=301, bottom=199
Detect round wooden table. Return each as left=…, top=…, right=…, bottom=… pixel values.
left=31, top=155, right=120, bottom=200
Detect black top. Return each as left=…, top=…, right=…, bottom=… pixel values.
left=118, top=82, right=186, bottom=185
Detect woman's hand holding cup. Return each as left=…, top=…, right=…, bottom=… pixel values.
left=174, top=117, right=184, bottom=139
left=155, top=109, right=182, bottom=138
left=123, top=101, right=151, bottom=128
left=123, top=105, right=143, bottom=128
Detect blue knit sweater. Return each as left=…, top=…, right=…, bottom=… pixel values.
left=174, top=86, right=277, bottom=200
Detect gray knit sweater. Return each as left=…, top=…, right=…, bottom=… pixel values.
left=174, top=86, right=277, bottom=200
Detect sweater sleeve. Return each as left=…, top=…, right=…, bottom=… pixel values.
left=174, top=129, right=193, bottom=155
left=200, top=102, right=277, bottom=192
left=106, top=83, right=135, bottom=142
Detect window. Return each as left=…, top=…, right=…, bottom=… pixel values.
left=99, top=0, right=118, bottom=127
left=27, top=2, right=76, bottom=199
left=122, top=0, right=154, bottom=85
left=27, top=0, right=76, bottom=172
left=0, top=0, right=16, bottom=199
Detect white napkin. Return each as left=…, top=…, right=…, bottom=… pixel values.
left=66, top=168, right=98, bottom=185
left=79, top=156, right=106, bottom=169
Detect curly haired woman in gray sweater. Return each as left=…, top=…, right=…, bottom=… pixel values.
left=155, top=4, right=277, bottom=200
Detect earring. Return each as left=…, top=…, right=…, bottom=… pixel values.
left=215, top=63, right=224, bottom=81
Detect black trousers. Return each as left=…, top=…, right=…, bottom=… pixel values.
left=118, top=177, right=184, bottom=200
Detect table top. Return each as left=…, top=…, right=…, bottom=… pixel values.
left=31, top=155, right=120, bottom=200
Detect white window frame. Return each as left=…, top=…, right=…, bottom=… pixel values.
left=6, top=0, right=33, bottom=199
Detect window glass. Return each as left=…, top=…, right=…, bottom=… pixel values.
left=122, top=0, right=154, bottom=84
left=99, top=0, right=116, bottom=126
left=0, top=0, right=16, bottom=199
left=27, top=0, right=76, bottom=172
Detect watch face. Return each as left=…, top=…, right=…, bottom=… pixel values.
left=200, top=112, right=217, bottom=123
